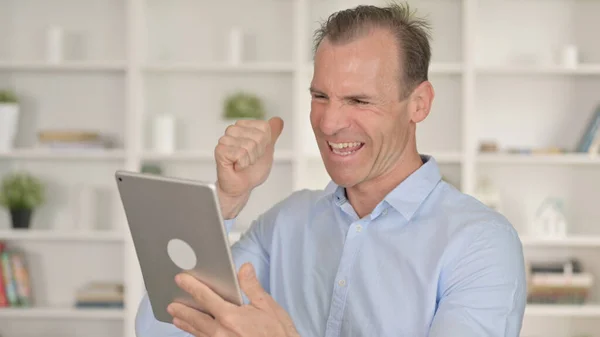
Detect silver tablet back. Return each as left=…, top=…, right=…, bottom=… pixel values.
left=115, top=170, right=243, bottom=323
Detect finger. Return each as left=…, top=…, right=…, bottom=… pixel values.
left=218, top=135, right=262, bottom=165
left=238, top=263, right=270, bottom=311
left=176, top=273, right=236, bottom=319
left=224, top=124, right=266, bottom=148
left=168, top=302, right=217, bottom=337
left=268, top=117, right=284, bottom=145
left=234, top=117, right=283, bottom=146
left=172, top=318, right=210, bottom=337
left=214, top=144, right=251, bottom=170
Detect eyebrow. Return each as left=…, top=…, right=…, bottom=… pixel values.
left=309, top=86, right=325, bottom=96
left=309, top=87, right=373, bottom=101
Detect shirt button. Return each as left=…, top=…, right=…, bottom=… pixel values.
left=356, top=224, right=362, bottom=232
left=382, top=209, right=388, bottom=215
left=338, top=279, right=346, bottom=287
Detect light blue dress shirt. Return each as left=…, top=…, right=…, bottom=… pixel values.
left=135, top=155, right=527, bottom=337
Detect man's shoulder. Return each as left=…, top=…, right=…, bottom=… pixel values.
left=432, top=181, right=520, bottom=247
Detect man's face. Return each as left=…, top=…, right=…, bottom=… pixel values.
left=310, top=28, right=417, bottom=188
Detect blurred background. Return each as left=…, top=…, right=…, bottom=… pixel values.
left=0, top=0, right=599, bottom=336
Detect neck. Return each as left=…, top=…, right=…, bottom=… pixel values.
left=345, top=145, right=423, bottom=219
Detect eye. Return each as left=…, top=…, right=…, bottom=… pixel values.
left=350, top=98, right=368, bottom=105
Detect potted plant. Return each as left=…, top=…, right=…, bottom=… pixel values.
left=222, top=91, right=266, bottom=121
left=0, top=89, right=20, bottom=152
left=0, top=172, right=45, bottom=229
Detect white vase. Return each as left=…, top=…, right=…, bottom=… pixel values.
left=46, top=25, right=63, bottom=64
left=151, top=114, right=176, bottom=153
left=561, top=45, right=578, bottom=69
left=228, top=27, right=243, bottom=65
left=0, top=103, right=20, bottom=152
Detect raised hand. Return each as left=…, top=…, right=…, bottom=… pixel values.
left=214, top=117, right=284, bottom=219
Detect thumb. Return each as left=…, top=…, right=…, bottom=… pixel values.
left=268, top=117, right=284, bottom=145
left=238, top=263, right=269, bottom=305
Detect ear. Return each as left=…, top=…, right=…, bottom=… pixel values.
left=408, top=80, right=434, bottom=123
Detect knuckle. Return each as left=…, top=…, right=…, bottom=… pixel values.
left=224, top=124, right=238, bottom=136
left=218, top=311, right=238, bottom=330
left=218, top=135, right=233, bottom=146
left=243, top=137, right=259, bottom=152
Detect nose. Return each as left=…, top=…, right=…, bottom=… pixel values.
left=318, top=101, right=350, bottom=136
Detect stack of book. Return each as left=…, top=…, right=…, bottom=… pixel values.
left=75, top=281, right=124, bottom=308
left=36, top=130, right=111, bottom=150
left=527, top=258, right=594, bottom=305
left=0, top=241, right=32, bottom=308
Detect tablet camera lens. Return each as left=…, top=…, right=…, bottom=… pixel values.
left=118, top=177, right=122, bottom=182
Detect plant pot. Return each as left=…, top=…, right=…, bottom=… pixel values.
left=0, top=103, right=20, bottom=152
left=10, top=208, right=33, bottom=229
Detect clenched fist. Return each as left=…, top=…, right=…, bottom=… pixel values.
left=214, top=117, right=284, bottom=219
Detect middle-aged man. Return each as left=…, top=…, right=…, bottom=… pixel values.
left=136, top=3, right=527, bottom=337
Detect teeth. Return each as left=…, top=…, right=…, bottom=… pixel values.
left=328, top=141, right=363, bottom=156
left=328, top=141, right=362, bottom=149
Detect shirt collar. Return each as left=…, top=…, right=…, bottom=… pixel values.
left=319, top=154, right=442, bottom=221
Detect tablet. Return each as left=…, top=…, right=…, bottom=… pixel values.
left=114, top=170, right=243, bottom=323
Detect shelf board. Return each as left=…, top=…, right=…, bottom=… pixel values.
left=0, top=306, right=125, bottom=319
left=525, top=304, right=600, bottom=317
left=0, top=229, right=124, bottom=242
left=141, top=150, right=294, bottom=162
left=477, top=152, right=600, bottom=165
left=0, top=149, right=126, bottom=160
left=477, top=64, right=600, bottom=75
left=520, top=235, right=600, bottom=247
left=0, top=61, right=126, bottom=72
left=144, top=62, right=295, bottom=73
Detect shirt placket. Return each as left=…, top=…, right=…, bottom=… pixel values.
left=324, top=199, right=373, bottom=337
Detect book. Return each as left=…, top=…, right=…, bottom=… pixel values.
left=0, top=246, right=32, bottom=308
left=576, top=104, right=600, bottom=153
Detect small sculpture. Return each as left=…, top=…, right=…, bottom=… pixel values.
left=532, top=197, right=568, bottom=238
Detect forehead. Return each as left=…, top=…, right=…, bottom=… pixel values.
left=312, top=28, right=400, bottom=93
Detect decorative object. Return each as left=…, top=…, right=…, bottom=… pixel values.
left=0, top=172, right=45, bottom=229
left=151, top=114, right=176, bottom=153
left=228, top=27, right=243, bottom=65
left=560, top=44, right=578, bottom=69
left=473, top=177, right=502, bottom=212
left=0, top=89, right=20, bottom=152
left=45, top=25, right=63, bottom=64
left=141, top=163, right=163, bottom=175
left=63, top=30, right=87, bottom=61
left=532, top=197, right=568, bottom=238
left=69, top=184, right=97, bottom=231
left=223, top=92, right=265, bottom=120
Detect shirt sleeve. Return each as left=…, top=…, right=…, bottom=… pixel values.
left=428, top=221, right=528, bottom=337
left=134, top=213, right=274, bottom=337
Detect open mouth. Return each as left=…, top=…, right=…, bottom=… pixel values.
left=327, top=141, right=365, bottom=156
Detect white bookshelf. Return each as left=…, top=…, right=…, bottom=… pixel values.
left=0, top=0, right=599, bottom=336
left=0, top=61, right=127, bottom=72
left=0, top=306, right=126, bottom=320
